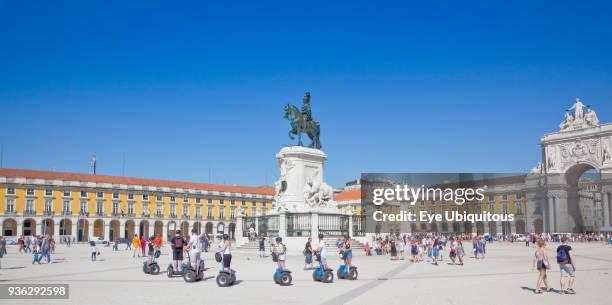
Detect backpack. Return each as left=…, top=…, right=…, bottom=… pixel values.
left=174, top=237, right=184, bottom=249
left=191, top=237, right=202, bottom=252
left=557, top=246, right=569, bottom=263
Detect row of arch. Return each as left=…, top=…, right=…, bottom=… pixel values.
left=1, top=218, right=236, bottom=241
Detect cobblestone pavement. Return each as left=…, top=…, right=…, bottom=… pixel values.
left=1, top=242, right=611, bottom=305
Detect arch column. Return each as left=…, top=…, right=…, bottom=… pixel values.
left=103, top=219, right=110, bottom=241
left=119, top=220, right=126, bottom=239
left=71, top=218, right=78, bottom=239
left=495, top=222, right=502, bottom=235
left=603, top=190, right=611, bottom=228
left=548, top=194, right=555, bottom=233
left=552, top=191, right=569, bottom=232
left=16, top=220, right=23, bottom=237
left=55, top=220, right=61, bottom=238
left=524, top=190, right=539, bottom=233
left=88, top=221, right=94, bottom=241
left=36, top=220, right=43, bottom=237
left=162, top=220, right=169, bottom=242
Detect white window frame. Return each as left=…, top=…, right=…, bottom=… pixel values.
left=80, top=201, right=88, bottom=213
left=6, top=187, right=15, bottom=195
left=44, top=199, right=53, bottom=212
left=6, top=198, right=15, bottom=212
left=26, top=188, right=35, bottom=196
left=26, top=199, right=35, bottom=213
left=96, top=201, right=104, bottom=214
left=516, top=202, right=523, bottom=215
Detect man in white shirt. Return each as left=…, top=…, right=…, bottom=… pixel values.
left=187, top=229, right=202, bottom=273
left=314, top=233, right=328, bottom=269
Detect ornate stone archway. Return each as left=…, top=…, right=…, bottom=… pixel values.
left=526, top=99, right=612, bottom=233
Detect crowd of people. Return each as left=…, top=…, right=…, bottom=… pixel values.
left=10, top=234, right=55, bottom=265
left=1, top=229, right=610, bottom=296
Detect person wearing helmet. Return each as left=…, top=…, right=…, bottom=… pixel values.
left=170, top=230, right=185, bottom=270
left=216, top=234, right=232, bottom=272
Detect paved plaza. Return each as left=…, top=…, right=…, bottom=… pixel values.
left=1, top=242, right=611, bottom=305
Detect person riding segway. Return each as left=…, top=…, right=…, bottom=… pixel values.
left=337, top=237, right=357, bottom=280
left=272, top=237, right=292, bottom=286
left=143, top=235, right=161, bottom=275
left=312, top=233, right=334, bottom=283
left=167, top=230, right=187, bottom=277
left=215, top=234, right=236, bottom=287
left=183, top=229, right=205, bottom=282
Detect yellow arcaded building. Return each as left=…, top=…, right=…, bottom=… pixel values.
left=0, top=168, right=274, bottom=241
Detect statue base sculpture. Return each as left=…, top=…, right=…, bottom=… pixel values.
left=274, top=146, right=338, bottom=213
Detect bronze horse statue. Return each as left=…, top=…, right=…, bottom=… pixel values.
left=283, top=104, right=322, bottom=149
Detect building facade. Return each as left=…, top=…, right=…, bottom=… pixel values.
left=335, top=176, right=608, bottom=235
left=0, top=168, right=274, bottom=241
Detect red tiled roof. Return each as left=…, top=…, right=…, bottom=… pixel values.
left=0, top=168, right=275, bottom=195
left=334, top=189, right=360, bottom=201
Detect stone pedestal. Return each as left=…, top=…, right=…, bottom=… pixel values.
left=236, top=214, right=245, bottom=244
left=275, top=146, right=335, bottom=213
left=279, top=210, right=287, bottom=237
left=311, top=211, right=319, bottom=238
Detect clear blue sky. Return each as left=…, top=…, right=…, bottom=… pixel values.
left=1, top=1, right=611, bottom=188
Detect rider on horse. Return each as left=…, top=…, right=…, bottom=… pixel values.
left=301, top=92, right=312, bottom=122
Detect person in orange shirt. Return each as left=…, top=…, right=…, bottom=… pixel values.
left=132, top=234, right=141, bottom=257
left=154, top=235, right=163, bottom=247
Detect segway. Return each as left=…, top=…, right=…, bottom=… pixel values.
left=142, top=248, right=161, bottom=275
left=215, top=252, right=236, bottom=287
left=273, top=267, right=292, bottom=286
left=271, top=252, right=292, bottom=286
left=167, top=252, right=190, bottom=278
left=336, top=250, right=357, bottom=280
left=312, top=253, right=333, bottom=283
left=183, top=258, right=205, bottom=283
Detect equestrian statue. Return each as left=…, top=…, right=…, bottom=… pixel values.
left=283, top=92, right=322, bottom=149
